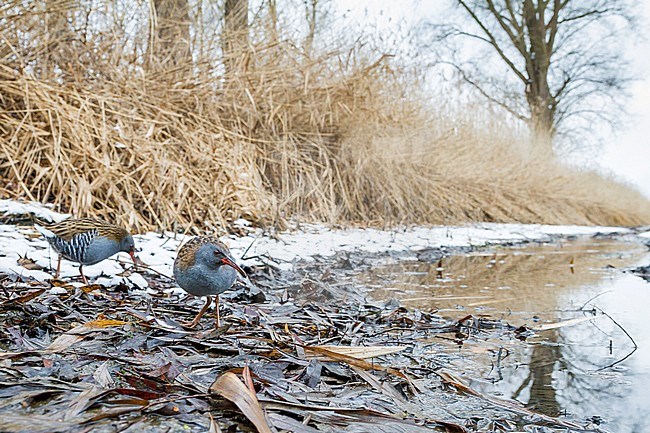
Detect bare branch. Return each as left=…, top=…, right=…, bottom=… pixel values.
left=457, top=0, right=528, bottom=83
left=559, top=8, right=611, bottom=25
left=545, top=0, right=566, bottom=51
left=425, top=0, right=634, bottom=152
left=447, top=61, right=529, bottom=122
left=485, top=0, right=527, bottom=57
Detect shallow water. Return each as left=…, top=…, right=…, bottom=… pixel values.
left=358, top=238, right=650, bottom=432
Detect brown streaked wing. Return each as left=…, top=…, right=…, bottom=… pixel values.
left=44, top=218, right=128, bottom=242
left=96, top=223, right=130, bottom=243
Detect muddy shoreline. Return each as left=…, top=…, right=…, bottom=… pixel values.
left=1, top=229, right=648, bottom=433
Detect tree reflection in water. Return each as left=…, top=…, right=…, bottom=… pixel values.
left=359, top=238, right=650, bottom=432
left=513, top=330, right=561, bottom=415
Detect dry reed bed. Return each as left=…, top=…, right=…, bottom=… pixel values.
left=1, top=60, right=649, bottom=231
left=0, top=10, right=649, bottom=231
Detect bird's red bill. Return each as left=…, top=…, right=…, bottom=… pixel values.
left=221, top=257, right=247, bottom=277
left=129, top=251, right=146, bottom=268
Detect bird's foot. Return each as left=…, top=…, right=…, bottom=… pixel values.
left=180, top=320, right=201, bottom=329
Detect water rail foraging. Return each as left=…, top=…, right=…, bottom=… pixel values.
left=173, top=236, right=247, bottom=328
left=35, top=217, right=137, bottom=285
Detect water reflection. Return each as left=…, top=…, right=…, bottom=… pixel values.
left=518, top=329, right=562, bottom=415
left=358, top=238, right=650, bottom=432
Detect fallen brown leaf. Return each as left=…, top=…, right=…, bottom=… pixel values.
left=303, top=345, right=406, bottom=379
left=84, top=318, right=128, bottom=328
left=44, top=325, right=98, bottom=353
left=0, top=289, right=45, bottom=306
left=305, top=345, right=406, bottom=360
left=81, top=284, right=103, bottom=293
left=17, top=256, right=43, bottom=270
left=209, top=372, right=272, bottom=433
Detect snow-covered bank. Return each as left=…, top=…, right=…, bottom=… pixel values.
left=0, top=199, right=632, bottom=288
left=638, top=230, right=650, bottom=239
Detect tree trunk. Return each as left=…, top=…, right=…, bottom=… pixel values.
left=304, top=0, right=318, bottom=55
left=150, top=0, right=191, bottom=71
left=222, top=0, right=249, bottom=75
left=512, top=329, right=562, bottom=414
left=523, top=0, right=555, bottom=153
left=267, top=0, right=279, bottom=46
left=44, top=0, right=75, bottom=79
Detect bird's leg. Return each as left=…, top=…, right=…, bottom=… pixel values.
left=55, top=255, right=62, bottom=279
left=182, top=296, right=212, bottom=329
left=215, top=295, right=220, bottom=328
left=79, top=265, right=89, bottom=286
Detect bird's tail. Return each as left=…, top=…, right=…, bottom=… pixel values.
left=31, top=215, right=56, bottom=238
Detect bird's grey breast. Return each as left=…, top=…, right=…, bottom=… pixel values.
left=81, top=236, right=121, bottom=265
left=175, top=264, right=237, bottom=297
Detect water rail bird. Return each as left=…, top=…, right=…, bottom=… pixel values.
left=35, top=217, right=137, bottom=285
left=173, top=236, right=247, bottom=328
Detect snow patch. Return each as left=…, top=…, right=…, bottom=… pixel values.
left=638, top=231, right=650, bottom=239
left=0, top=199, right=630, bottom=288
left=0, top=199, right=70, bottom=222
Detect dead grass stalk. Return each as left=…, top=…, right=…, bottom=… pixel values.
left=0, top=2, right=648, bottom=231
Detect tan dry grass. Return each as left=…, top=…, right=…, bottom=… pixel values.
left=333, top=112, right=650, bottom=227
left=0, top=3, right=649, bottom=232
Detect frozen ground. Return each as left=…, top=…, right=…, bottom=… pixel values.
left=0, top=199, right=633, bottom=289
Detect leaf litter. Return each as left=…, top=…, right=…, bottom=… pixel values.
left=0, top=213, right=626, bottom=432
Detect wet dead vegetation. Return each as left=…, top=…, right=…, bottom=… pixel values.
left=1, top=2, right=649, bottom=231
left=0, top=252, right=610, bottom=433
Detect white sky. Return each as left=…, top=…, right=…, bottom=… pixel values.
left=599, top=0, right=650, bottom=198
left=334, top=0, right=650, bottom=198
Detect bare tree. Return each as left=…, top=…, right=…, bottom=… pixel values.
left=149, top=0, right=191, bottom=70
left=44, top=0, right=77, bottom=78
left=303, top=0, right=318, bottom=55
left=429, top=0, right=634, bottom=154
left=266, top=0, right=279, bottom=45
left=222, top=0, right=249, bottom=73
left=303, top=0, right=332, bottom=56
